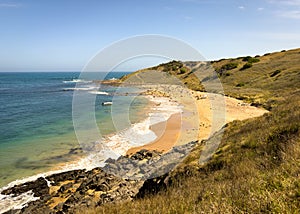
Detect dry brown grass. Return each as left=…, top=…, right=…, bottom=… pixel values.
left=80, top=48, right=300, bottom=213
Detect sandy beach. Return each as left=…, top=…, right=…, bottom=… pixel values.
left=127, top=85, right=269, bottom=155
left=127, top=113, right=182, bottom=155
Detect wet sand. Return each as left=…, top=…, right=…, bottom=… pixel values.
left=126, top=86, right=269, bottom=155
left=126, top=113, right=181, bottom=155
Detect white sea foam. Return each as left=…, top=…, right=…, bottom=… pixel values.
left=0, top=191, right=39, bottom=214
left=66, top=95, right=183, bottom=169
left=63, top=86, right=97, bottom=91
left=88, top=91, right=109, bottom=95
left=63, top=79, right=92, bottom=84
left=0, top=94, right=182, bottom=212
left=0, top=165, right=88, bottom=213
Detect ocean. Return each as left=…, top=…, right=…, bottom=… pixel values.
left=0, top=72, right=154, bottom=188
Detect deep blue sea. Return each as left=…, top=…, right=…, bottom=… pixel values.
left=0, top=72, right=150, bottom=187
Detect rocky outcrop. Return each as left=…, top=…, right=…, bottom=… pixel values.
left=104, top=141, right=198, bottom=181
left=1, top=141, right=199, bottom=213
left=2, top=177, right=49, bottom=200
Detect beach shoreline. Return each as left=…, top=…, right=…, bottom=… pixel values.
left=0, top=86, right=182, bottom=188
left=0, top=83, right=269, bottom=213
left=127, top=112, right=182, bottom=155
left=125, top=85, right=269, bottom=155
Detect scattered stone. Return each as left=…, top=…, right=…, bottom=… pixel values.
left=2, top=141, right=199, bottom=213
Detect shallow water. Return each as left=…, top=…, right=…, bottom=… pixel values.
left=0, top=72, right=152, bottom=187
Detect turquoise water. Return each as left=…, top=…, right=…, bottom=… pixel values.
left=0, top=72, right=150, bottom=187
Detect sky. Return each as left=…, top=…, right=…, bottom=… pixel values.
left=0, top=0, right=300, bottom=71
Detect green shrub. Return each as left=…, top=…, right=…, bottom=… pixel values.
left=248, top=58, right=260, bottom=63
left=172, top=65, right=178, bottom=71
left=242, top=56, right=252, bottom=62
left=179, top=67, right=187, bottom=74
left=221, top=62, right=238, bottom=70
left=240, top=62, right=253, bottom=70
left=243, top=56, right=260, bottom=63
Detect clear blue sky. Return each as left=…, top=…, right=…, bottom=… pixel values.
left=0, top=0, right=300, bottom=71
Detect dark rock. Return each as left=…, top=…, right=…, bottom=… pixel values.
left=53, top=202, right=64, bottom=211
left=130, top=149, right=161, bottom=161
left=3, top=140, right=199, bottom=214
left=1, top=177, right=49, bottom=199
left=68, top=147, right=83, bottom=155
left=104, top=157, right=116, bottom=164
left=64, top=195, right=80, bottom=209
left=62, top=203, right=71, bottom=212
left=58, top=182, right=73, bottom=193
left=3, top=209, right=22, bottom=214
left=20, top=199, right=53, bottom=214
left=46, top=169, right=86, bottom=185
left=95, top=182, right=110, bottom=192
left=136, top=174, right=169, bottom=198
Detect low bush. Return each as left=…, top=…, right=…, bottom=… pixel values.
left=242, top=56, right=252, bottom=62
left=179, top=67, right=187, bottom=74
left=221, top=62, right=238, bottom=70
left=243, top=56, right=260, bottom=63
left=240, top=62, right=253, bottom=70
left=248, top=57, right=260, bottom=63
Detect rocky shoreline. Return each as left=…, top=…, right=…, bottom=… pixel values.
left=1, top=141, right=198, bottom=214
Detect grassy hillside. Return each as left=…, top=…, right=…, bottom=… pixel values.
left=120, top=60, right=205, bottom=91
left=84, top=48, right=300, bottom=213
left=213, top=48, right=300, bottom=110
left=121, top=48, right=300, bottom=109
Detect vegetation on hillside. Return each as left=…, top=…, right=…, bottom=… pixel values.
left=84, top=48, right=300, bottom=213
left=213, top=48, right=300, bottom=110
left=83, top=92, right=300, bottom=213
left=121, top=60, right=205, bottom=91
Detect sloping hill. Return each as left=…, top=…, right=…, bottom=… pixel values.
left=120, top=60, right=205, bottom=91
left=121, top=48, right=300, bottom=109
left=85, top=48, right=300, bottom=213
left=213, top=48, right=300, bottom=109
